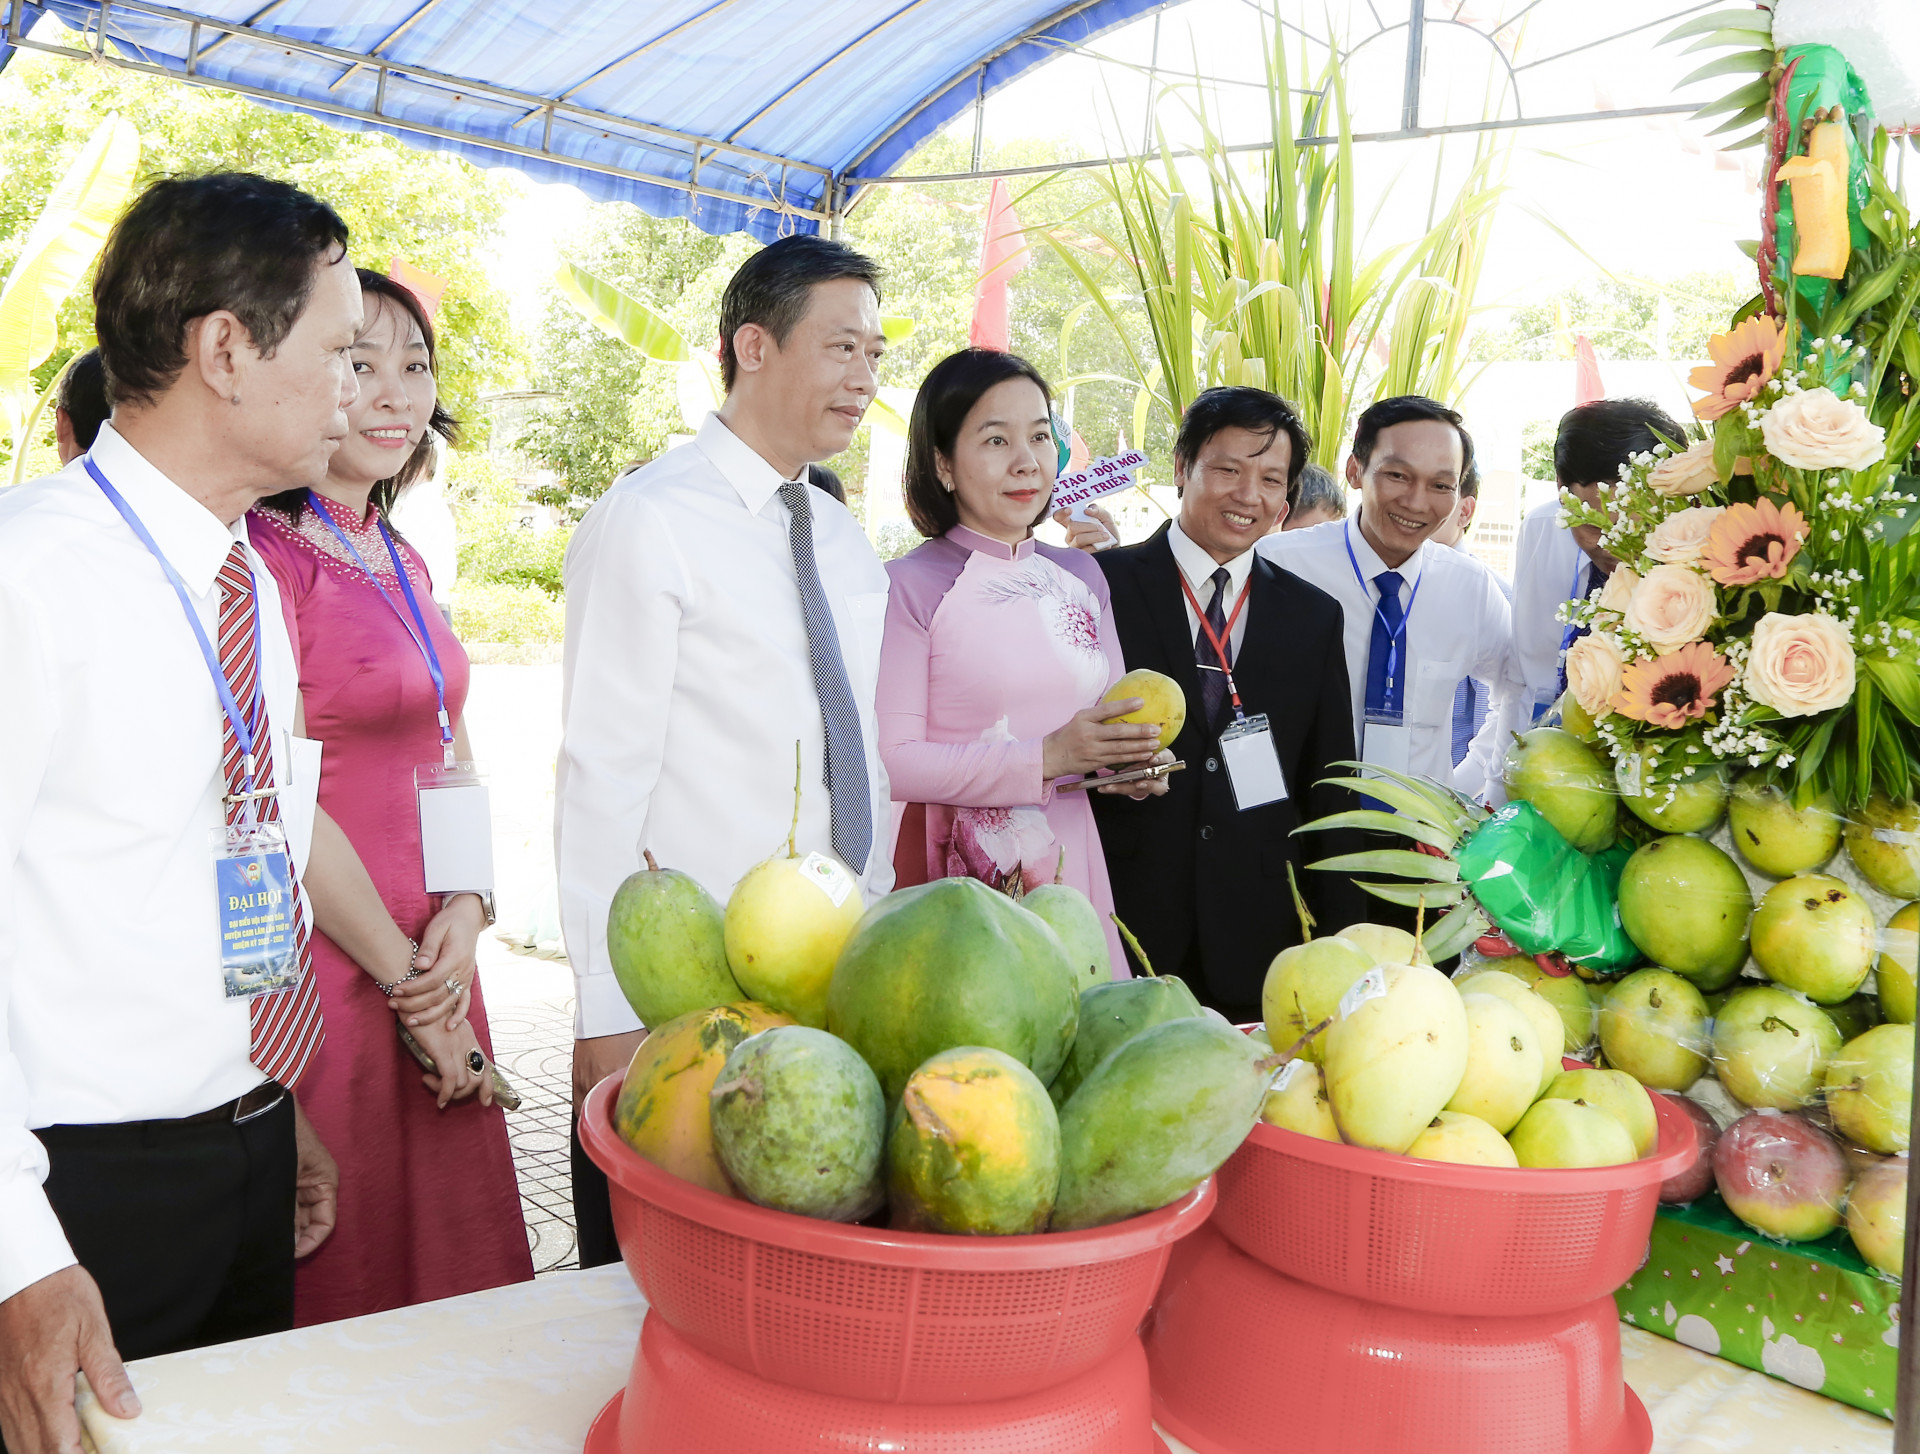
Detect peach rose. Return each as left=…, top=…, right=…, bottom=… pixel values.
left=1563, top=632, right=1625, bottom=719
left=1623, top=563, right=1718, bottom=652
left=1647, top=440, right=1717, bottom=497
left=1597, top=565, right=1639, bottom=615
left=1644, top=506, right=1725, bottom=565
left=1744, top=611, right=1856, bottom=717
left=1760, top=387, right=1886, bottom=473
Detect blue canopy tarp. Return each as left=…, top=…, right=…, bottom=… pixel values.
left=2, top=0, right=1168, bottom=240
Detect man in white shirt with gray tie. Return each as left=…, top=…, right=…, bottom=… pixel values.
left=557, top=236, right=894, bottom=1262
left=1259, top=395, right=1514, bottom=792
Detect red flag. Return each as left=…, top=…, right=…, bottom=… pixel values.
left=1573, top=334, right=1605, bottom=405
left=968, top=179, right=1030, bottom=352
left=388, top=256, right=450, bottom=320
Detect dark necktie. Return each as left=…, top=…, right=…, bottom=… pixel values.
left=218, top=543, right=324, bottom=1087
left=777, top=480, right=872, bottom=873
left=1556, top=561, right=1605, bottom=696
left=1365, top=570, right=1407, bottom=718
left=1196, top=566, right=1231, bottom=726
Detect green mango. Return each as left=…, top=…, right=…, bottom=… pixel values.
left=1022, top=882, right=1111, bottom=989
left=607, top=853, right=742, bottom=1028
left=1503, top=727, right=1618, bottom=854
left=1051, top=1017, right=1273, bottom=1231
left=1617, top=834, right=1753, bottom=991
left=1050, top=974, right=1204, bottom=1106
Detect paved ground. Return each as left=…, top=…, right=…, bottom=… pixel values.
left=462, top=663, right=585, bottom=1277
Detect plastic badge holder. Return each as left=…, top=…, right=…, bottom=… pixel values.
left=578, top=1073, right=1210, bottom=1454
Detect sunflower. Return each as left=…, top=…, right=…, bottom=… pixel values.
left=1610, top=642, right=1737, bottom=730
left=1688, top=315, right=1785, bottom=421
left=1704, top=497, right=1806, bottom=587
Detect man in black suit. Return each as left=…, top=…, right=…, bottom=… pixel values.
left=1092, top=387, right=1364, bottom=1021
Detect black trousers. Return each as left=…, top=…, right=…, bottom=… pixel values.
left=37, top=1096, right=297, bottom=1363
left=570, top=1116, right=621, bottom=1269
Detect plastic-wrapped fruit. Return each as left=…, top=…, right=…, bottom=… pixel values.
left=1879, top=902, right=1918, bottom=1025
left=1823, top=1024, right=1914, bottom=1154
left=1260, top=1059, right=1339, bottom=1142
left=1334, top=922, right=1428, bottom=968
left=1847, top=1160, right=1907, bottom=1278
left=1826, top=993, right=1881, bottom=1042
left=1324, top=963, right=1469, bottom=1153
left=1617, top=835, right=1753, bottom=992
left=1503, top=727, right=1618, bottom=854
left=1540, top=1067, right=1657, bottom=1158
left=1508, top=1099, right=1635, bottom=1168
left=1620, top=764, right=1729, bottom=835
left=1727, top=774, right=1841, bottom=877
left=1555, top=690, right=1599, bottom=744
left=1406, top=1111, right=1518, bottom=1167
left=1844, top=796, right=1920, bottom=899
left=1749, top=875, right=1876, bottom=1004
left=1656, top=1093, right=1720, bottom=1204
left=1598, top=969, right=1709, bottom=1091
left=1261, top=935, right=1374, bottom=1066
left=1445, top=994, right=1545, bottom=1134
left=1708, top=986, right=1841, bottom=1110
left=1712, top=1110, right=1848, bottom=1242
left=1488, top=961, right=1595, bottom=1057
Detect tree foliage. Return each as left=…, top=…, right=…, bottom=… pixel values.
left=1470, top=271, right=1756, bottom=364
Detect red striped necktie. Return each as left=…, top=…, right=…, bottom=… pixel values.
left=218, top=542, right=324, bottom=1088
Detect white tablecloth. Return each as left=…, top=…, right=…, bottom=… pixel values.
left=76, top=1265, right=1893, bottom=1453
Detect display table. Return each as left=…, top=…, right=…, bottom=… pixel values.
left=76, top=1265, right=1894, bottom=1453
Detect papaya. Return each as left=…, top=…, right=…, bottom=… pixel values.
left=608, top=851, right=742, bottom=1028
left=1323, top=963, right=1470, bottom=1153
left=709, top=1026, right=886, bottom=1222
left=1050, top=974, right=1203, bottom=1106
left=887, top=1047, right=1060, bottom=1235
left=1022, top=881, right=1111, bottom=988
left=827, top=877, right=1078, bottom=1101
left=1051, top=1016, right=1275, bottom=1231
left=611, top=1001, right=795, bottom=1195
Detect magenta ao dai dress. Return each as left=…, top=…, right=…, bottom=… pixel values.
left=249, top=495, right=533, bottom=1325
left=878, top=525, right=1127, bottom=976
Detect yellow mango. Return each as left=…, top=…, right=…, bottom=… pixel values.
left=1100, top=668, right=1187, bottom=752
left=1456, top=971, right=1565, bottom=1098
left=1407, top=1111, right=1519, bottom=1168
left=1445, top=993, right=1545, bottom=1134
left=1323, top=962, right=1469, bottom=1153
left=1260, top=1059, right=1341, bottom=1142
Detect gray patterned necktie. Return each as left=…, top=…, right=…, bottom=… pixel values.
left=777, top=480, right=872, bottom=873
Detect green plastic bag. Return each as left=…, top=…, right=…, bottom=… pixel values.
left=1455, top=803, right=1641, bottom=975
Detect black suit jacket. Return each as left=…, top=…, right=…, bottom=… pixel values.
left=1091, top=525, right=1365, bottom=1015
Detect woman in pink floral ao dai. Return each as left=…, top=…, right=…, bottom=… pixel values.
left=877, top=350, right=1168, bottom=974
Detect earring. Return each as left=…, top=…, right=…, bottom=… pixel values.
left=230, top=393, right=241, bottom=405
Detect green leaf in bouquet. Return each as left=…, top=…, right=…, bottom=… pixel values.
left=1678, top=51, right=1776, bottom=88
left=1660, top=9, right=1775, bottom=44
left=1291, top=809, right=1458, bottom=853
left=1306, top=849, right=1460, bottom=883
left=1826, top=255, right=1910, bottom=337
left=1354, top=880, right=1469, bottom=909
left=1866, top=657, right=1920, bottom=727
left=1420, top=904, right=1492, bottom=964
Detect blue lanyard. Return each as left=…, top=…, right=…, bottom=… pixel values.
left=1559, top=553, right=1591, bottom=654
left=85, top=456, right=269, bottom=814
left=1343, top=521, right=1425, bottom=707
left=305, top=491, right=455, bottom=766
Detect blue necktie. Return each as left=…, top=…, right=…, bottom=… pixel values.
left=778, top=481, right=872, bottom=873
left=1197, top=566, right=1231, bottom=726
left=1556, top=562, right=1605, bottom=697
left=1365, top=570, right=1406, bottom=718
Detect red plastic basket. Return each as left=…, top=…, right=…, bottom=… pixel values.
left=1212, top=1064, right=1697, bottom=1317
left=586, top=1312, right=1171, bottom=1454
left=1146, top=1224, right=1651, bottom=1454
left=580, top=1072, right=1215, bottom=1405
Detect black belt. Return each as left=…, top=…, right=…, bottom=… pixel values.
left=180, top=1082, right=287, bottom=1126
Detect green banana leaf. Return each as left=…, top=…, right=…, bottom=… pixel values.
left=1307, top=849, right=1460, bottom=883
left=553, top=260, right=691, bottom=362
left=1353, top=880, right=1468, bottom=909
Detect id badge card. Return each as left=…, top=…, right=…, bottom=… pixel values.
left=212, top=821, right=302, bottom=999
left=1219, top=713, right=1288, bottom=810
left=415, top=761, right=496, bottom=896
left=1361, top=710, right=1411, bottom=777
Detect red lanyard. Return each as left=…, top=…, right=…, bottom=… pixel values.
left=1178, top=571, right=1251, bottom=721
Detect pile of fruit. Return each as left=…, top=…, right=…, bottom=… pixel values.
left=603, top=836, right=1276, bottom=1235
left=1328, top=712, right=1916, bottom=1281
left=1259, top=920, right=1657, bottom=1168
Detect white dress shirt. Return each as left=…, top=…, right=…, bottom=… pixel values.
left=1258, top=512, right=1513, bottom=787
left=0, top=423, right=317, bottom=1305
left=556, top=414, right=894, bottom=1040
left=1167, top=519, right=1255, bottom=662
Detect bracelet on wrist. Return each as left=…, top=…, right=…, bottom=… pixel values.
left=376, top=939, right=423, bottom=998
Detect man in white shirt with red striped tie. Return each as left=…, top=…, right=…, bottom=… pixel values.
left=0, top=174, right=454, bottom=1454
